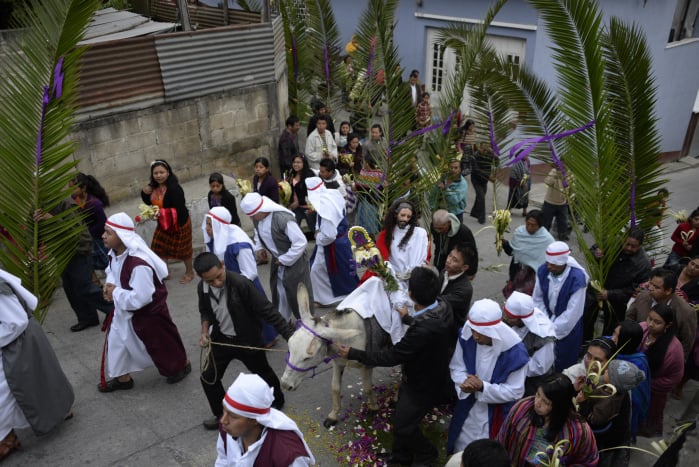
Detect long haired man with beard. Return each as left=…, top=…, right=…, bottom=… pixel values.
left=362, top=200, right=431, bottom=311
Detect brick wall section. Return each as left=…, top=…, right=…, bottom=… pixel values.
left=73, top=83, right=278, bottom=202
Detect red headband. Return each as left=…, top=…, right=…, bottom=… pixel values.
left=468, top=318, right=501, bottom=327
left=106, top=220, right=134, bottom=231
left=504, top=305, right=534, bottom=320
left=546, top=248, right=570, bottom=256
left=308, top=180, right=324, bottom=191
left=207, top=212, right=229, bottom=224
left=244, top=198, right=265, bottom=216
left=224, top=393, right=270, bottom=415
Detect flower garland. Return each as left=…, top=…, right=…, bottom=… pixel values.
left=348, top=226, right=398, bottom=292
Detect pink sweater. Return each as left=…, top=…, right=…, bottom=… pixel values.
left=640, top=322, right=684, bottom=393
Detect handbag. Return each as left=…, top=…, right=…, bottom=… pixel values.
left=158, top=207, right=179, bottom=232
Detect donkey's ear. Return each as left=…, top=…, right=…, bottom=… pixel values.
left=324, top=328, right=362, bottom=342
left=297, top=283, right=312, bottom=321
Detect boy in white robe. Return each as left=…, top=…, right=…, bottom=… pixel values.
left=99, top=213, right=190, bottom=392
left=215, top=373, right=314, bottom=467
left=447, top=299, right=529, bottom=454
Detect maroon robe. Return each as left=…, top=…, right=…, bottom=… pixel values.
left=119, top=256, right=187, bottom=377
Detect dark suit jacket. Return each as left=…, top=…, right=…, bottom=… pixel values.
left=197, top=271, right=294, bottom=345
left=439, top=271, right=473, bottom=331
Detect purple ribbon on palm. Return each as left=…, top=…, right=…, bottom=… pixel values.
left=36, top=57, right=64, bottom=165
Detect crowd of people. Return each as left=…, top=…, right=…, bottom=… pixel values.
left=2, top=94, right=698, bottom=466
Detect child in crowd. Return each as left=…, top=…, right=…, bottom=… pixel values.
left=207, top=172, right=241, bottom=226
left=335, top=121, right=351, bottom=148
left=415, top=92, right=432, bottom=129
left=252, top=157, right=279, bottom=203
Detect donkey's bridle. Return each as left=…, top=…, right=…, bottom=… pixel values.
left=285, top=319, right=337, bottom=377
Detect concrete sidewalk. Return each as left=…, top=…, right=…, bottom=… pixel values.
left=4, top=157, right=699, bottom=466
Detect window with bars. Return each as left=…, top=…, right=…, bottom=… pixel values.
left=669, top=0, right=699, bottom=42
left=430, top=41, right=446, bottom=92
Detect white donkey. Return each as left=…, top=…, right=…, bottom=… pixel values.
left=281, top=284, right=379, bottom=428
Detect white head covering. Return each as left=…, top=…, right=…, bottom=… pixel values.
left=223, top=373, right=315, bottom=463
left=105, top=212, right=169, bottom=281
left=544, top=241, right=590, bottom=282
left=305, top=176, right=345, bottom=228
left=463, top=298, right=522, bottom=352
left=504, top=291, right=556, bottom=338
left=240, top=193, right=293, bottom=217
left=545, top=241, right=570, bottom=265
left=0, top=269, right=38, bottom=311
left=202, top=206, right=254, bottom=260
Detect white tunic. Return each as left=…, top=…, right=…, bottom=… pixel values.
left=0, top=292, right=30, bottom=439
left=215, top=429, right=314, bottom=467
left=310, top=209, right=348, bottom=305
left=106, top=251, right=156, bottom=377
left=449, top=341, right=527, bottom=451
left=389, top=226, right=429, bottom=278
left=532, top=266, right=586, bottom=340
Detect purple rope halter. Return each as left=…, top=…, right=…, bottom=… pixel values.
left=285, top=320, right=337, bottom=377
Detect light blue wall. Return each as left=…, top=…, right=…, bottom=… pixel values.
left=329, top=0, right=537, bottom=77
left=329, top=0, right=699, bottom=153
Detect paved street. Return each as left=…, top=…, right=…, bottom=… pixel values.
left=5, top=156, right=699, bottom=466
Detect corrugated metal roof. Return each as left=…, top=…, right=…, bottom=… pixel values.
left=150, top=0, right=261, bottom=29
left=79, top=7, right=177, bottom=45
left=77, top=35, right=164, bottom=108
left=155, top=24, right=275, bottom=101
left=272, top=15, right=286, bottom=80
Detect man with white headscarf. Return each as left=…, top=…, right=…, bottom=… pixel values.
left=503, top=291, right=556, bottom=395
left=202, top=207, right=278, bottom=346
left=99, top=212, right=190, bottom=392
left=305, top=177, right=358, bottom=306
left=447, top=299, right=529, bottom=454
left=0, top=269, right=74, bottom=461
left=532, top=241, right=589, bottom=372
left=215, top=372, right=315, bottom=466
left=240, top=193, right=314, bottom=320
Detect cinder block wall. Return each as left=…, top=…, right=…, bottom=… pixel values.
left=73, top=83, right=278, bottom=202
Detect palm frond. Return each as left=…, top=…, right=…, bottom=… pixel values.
left=305, top=0, right=342, bottom=112
left=279, top=0, right=313, bottom=118
left=525, top=0, right=666, bottom=286
left=0, top=0, right=100, bottom=322
left=603, top=17, right=666, bottom=230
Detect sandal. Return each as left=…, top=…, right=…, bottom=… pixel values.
left=0, top=430, right=20, bottom=461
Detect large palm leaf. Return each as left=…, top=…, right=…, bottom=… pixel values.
left=603, top=17, right=665, bottom=233
left=0, top=0, right=100, bottom=322
left=348, top=0, right=434, bottom=222
left=305, top=0, right=342, bottom=114
left=529, top=0, right=665, bottom=286
left=278, top=0, right=313, bottom=118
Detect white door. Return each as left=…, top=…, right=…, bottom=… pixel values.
left=425, top=27, right=526, bottom=116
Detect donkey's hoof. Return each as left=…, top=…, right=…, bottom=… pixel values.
left=323, top=418, right=338, bottom=428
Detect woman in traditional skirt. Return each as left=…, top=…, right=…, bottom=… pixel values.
left=141, top=159, right=194, bottom=284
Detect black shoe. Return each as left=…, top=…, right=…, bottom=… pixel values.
left=376, top=452, right=411, bottom=466
left=166, top=361, right=191, bottom=384
left=98, top=378, right=134, bottom=393
left=203, top=416, right=220, bottom=430
left=70, top=321, right=100, bottom=332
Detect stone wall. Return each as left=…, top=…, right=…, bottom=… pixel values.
left=73, top=82, right=279, bottom=202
